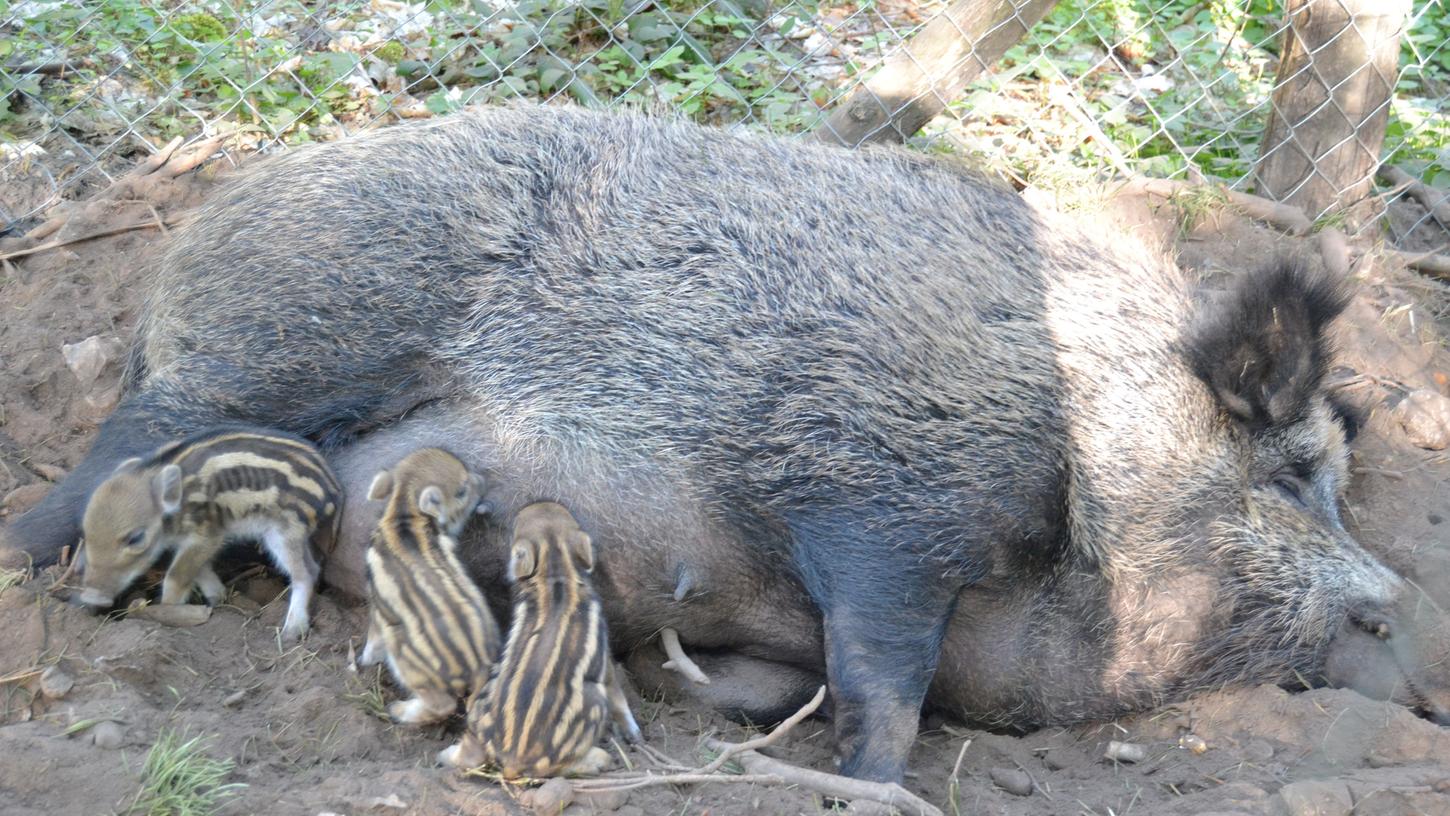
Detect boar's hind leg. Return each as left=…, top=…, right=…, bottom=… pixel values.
left=625, top=642, right=826, bottom=727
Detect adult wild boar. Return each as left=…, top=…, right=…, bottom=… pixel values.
left=1, top=104, right=1432, bottom=783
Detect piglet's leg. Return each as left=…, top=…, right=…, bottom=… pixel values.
left=161, top=534, right=221, bottom=605
left=262, top=523, right=318, bottom=642
left=604, top=661, right=642, bottom=744
left=438, top=733, right=488, bottom=769
left=389, top=688, right=457, bottom=725
left=195, top=566, right=227, bottom=606
left=358, top=611, right=386, bottom=668
left=563, top=746, right=613, bottom=776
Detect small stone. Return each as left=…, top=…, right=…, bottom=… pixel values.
left=1394, top=389, right=1450, bottom=450
left=1242, top=740, right=1274, bottom=763
left=92, top=721, right=124, bottom=749
left=525, top=778, right=575, bottom=816
left=1179, top=734, right=1208, bottom=755
left=31, top=463, right=67, bottom=482
left=1104, top=741, right=1147, bottom=763
left=989, top=767, right=1033, bottom=796
left=573, top=787, right=629, bottom=812
left=1041, top=750, right=1069, bottom=771
left=1366, top=751, right=1395, bottom=768
left=222, top=690, right=246, bottom=708
left=39, top=665, right=74, bottom=699
left=1279, top=780, right=1353, bottom=816
left=364, top=793, right=407, bottom=811
left=61, top=335, right=123, bottom=392
left=1217, top=782, right=1269, bottom=803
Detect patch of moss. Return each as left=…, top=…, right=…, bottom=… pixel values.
left=374, top=41, right=406, bottom=65
left=172, top=12, right=227, bottom=43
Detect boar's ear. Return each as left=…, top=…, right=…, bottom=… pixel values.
left=417, top=486, right=445, bottom=524
left=508, top=541, right=537, bottom=583
left=153, top=464, right=183, bottom=516
left=1186, top=260, right=1350, bottom=430
left=366, top=470, right=393, bottom=502
left=570, top=530, right=595, bottom=573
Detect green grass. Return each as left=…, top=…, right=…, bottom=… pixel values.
left=341, top=666, right=390, bottom=723
left=0, top=566, right=28, bottom=594
left=0, top=0, right=1443, bottom=196
left=128, top=730, right=245, bottom=816
left=950, top=0, right=1450, bottom=188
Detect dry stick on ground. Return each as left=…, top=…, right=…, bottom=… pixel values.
left=0, top=217, right=190, bottom=262
left=1374, top=248, right=1450, bottom=280
left=708, top=743, right=943, bottom=816
left=574, top=687, right=943, bottom=816
left=1318, top=227, right=1352, bottom=278
left=1379, top=165, right=1450, bottom=231
left=15, top=132, right=226, bottom=246
left=814, top=0, right=1059, bottom=147
left=46, top=541, right=82, bottom=595
left=575, top=685, right=826, bottom=789
left=1116, top=174, right=1450, bottom=283
left=1116, top=176, right=1314, bottom=235
left=659, top=627, right=711, bottom=685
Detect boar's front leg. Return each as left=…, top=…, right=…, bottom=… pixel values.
left=796, top=524, right=964, bottom=784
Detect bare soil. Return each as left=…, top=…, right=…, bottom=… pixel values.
left=2, top=158, right=1449, bottom=816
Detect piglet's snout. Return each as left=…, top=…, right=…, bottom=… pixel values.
left=75, top=587, right=115, bottom=609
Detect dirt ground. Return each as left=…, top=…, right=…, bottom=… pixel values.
left=2, top=152, right=1450, bottom=816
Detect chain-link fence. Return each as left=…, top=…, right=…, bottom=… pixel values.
left=1, top=0, right=1446, bottom=247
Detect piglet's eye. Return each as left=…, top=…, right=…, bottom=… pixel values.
left=123, top=529, right=146, bottom=549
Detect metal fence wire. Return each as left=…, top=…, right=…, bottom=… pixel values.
left=0, top=0, right=1446, bottom=247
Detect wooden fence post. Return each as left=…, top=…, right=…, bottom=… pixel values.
left=1255, top=0, right=1412, bottom=231
left=813, top=0, right=1059, bottom=148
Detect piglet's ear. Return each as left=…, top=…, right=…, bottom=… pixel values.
left=113, top=457, right=144, bottom=475
left=153, top=464, right=183, bottom=516
left=1185, top=260, right=1350, bottom=430
left=508, top=542, right=537, bottom=583
left=366, top=470, right=393, bottom=502
left=417, top=486, right=445, bottom=524
left=570, top=530, right=595, bottom=573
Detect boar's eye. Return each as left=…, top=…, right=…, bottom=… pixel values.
left=456, top=485, right=468, bottom=500
left=122, top=529, right=147, bottom=550
left=1270, top=472, right=1308, bottom=509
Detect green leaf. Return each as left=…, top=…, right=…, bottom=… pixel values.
left=539, top=66, right=569, bottom=92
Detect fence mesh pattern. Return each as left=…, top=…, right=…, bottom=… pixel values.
left=1, top=0, right=1446, bottom=246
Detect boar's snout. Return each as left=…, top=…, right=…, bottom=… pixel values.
left=1323, top=585, right=1450, bottom=726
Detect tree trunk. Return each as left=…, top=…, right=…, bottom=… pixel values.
left=813, top=0, right=1059, bottom=148
left=1254, top=0, right=1411, bottom=231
